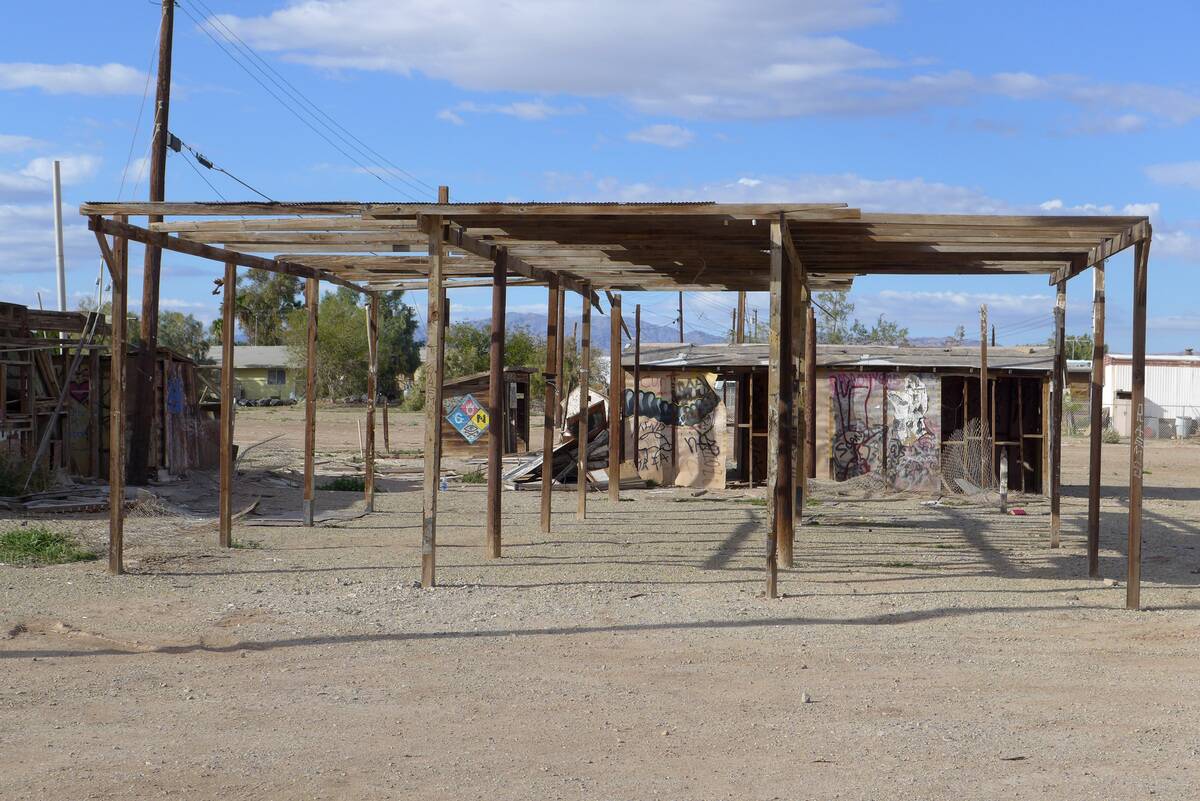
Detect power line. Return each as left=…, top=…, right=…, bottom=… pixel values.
left=169, top=131, right=275, bottom=201
left=174, top=0, right=427, bottom=202
left=189, top=0, right=436, bottom=198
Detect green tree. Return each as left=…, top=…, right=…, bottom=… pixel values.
left=1050, top=332, right=1103, bottom=360
left=815, top=292, right=909, bottom=345
left=284, top=288, right=421, bottom=399
left=814, top=291, right=854, bottom=344
left=158, top=311, right=211, bottom=363
left=237, top=271, right=301, bottom=345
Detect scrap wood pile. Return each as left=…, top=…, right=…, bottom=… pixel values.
left=504, top=400, right=611, bottom=487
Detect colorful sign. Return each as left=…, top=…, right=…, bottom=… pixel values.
left=446, top=393, right=490, bottom=444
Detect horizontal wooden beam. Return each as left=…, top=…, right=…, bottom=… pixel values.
left=1049, top=220, right=1152, bottom=284
left=87, top=216, right=367, bottom=294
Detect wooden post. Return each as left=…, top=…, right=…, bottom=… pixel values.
left=1086, top=261, right=1106, bottom=578
left=805, top=303, right=817, bottom=480
left=1050, top=282, right=1066, bottom=548
left=633, top=304, right=641, bottom=469
left=785, top=261, right=805, bottom=564
left=101, top=222, right=128, bottom=573
left=421, top=187, right=448, bottom=588
left=88, top=347, right=101, bottom=478
left=765, top=217, right=792, bottom=598
left=1127, top=239, right=1150, bottom=610
left=577, top=288, right=592, bottom=520
left=608, top=293, right=623, bottom=501
left=554, top=289, right=566, bottom=427
left=303, top=278, right=318, bottom=526
left=219, top=260, right=236, bottom=549
left=486, top=248, right=507, bottom=559
left=736, top=291, right=746, bottom=344
left=677, top=291, right=684, bottom=343
left=980, top=304, right=990, bottom=487
left=364, top=293, right=379, bottom=512
left=128, top=0, right=175, bottom=486
left=541, top=280, right=561, bottom=534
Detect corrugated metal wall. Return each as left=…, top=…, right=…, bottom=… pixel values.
left=1104, top=360, right=1200, bottom=436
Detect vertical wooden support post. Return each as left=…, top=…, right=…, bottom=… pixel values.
left=980, top=304, right=990, bottom=486
left=608, top=293, right=622, bottom=502
left=786, top=259, right=805, bottom=563
left=364, top=292, right=379, bottom=512
left=421, top=199, right=447, bottom=588
left=541, top=280, right=561, bottom=534
left=101, top=222, right=128, bottom=574
left=1086, top=261, right=1106, bottom=578
left=1127, top=238, right=1150, bottom=610
left=554, top=289, right=566, bottom=427
left=89, top=347, right=101, bottom=478
left=1050, top=282, right=1066, bottom=548
left=577, top=288, right=592, bottom=520
left=303, top=278, right=319, bottom=526
left=765, top=217, right=792, bottom=598
left=633, top=304, right=641, bottom=468
left=382, top=398, right=390, bottom=452
left=805, top=303, right=817, bottom=480
left=486, top=248, right=507, bottom=559
left=219, top=260, right=236, bottom=549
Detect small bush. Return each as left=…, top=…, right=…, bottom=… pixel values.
left=459, top=469, right=486, bottom=485
left=400, top=390, right=425, bottom=412
left=0, top=526, right=96, bottom=566
left=319, top=475, right=366, bottom=492
left=1102, top=428, right=1121, bottom=444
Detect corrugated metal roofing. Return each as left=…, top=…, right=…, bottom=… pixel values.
left=622, top=342, right=1059, bottom=373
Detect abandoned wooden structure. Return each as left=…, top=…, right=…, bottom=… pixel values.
left=440, top=367, right=533, bottom=458
left=0, top=301, right=217, bottom=483
left=622, top=342, right=1062, bottom=495
left=80, top=199, right=1152, bottom=608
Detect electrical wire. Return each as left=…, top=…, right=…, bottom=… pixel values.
left=189, top=0, right=436, bottom=197
left=175, top=0, right=428, bottom=201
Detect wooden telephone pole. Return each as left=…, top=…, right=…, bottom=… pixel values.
left=128, top=0, right=175, bottom=484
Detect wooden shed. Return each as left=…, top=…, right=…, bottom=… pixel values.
left=440, top=367, right=534, bottom=457
left=624, top=343, right=1057, bottom=495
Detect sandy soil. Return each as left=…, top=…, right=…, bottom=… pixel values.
left=2, top=407, right=1199, bottom=800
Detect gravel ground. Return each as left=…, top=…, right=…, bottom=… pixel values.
left=2, top=408, right=1199, bottom=800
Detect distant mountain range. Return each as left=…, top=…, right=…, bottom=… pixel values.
left=416, top=311, right=727, bottom=349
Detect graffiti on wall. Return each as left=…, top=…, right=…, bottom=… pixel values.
left=886, top=373, right=941, bottom=492
left=830, top=373, right=886, bottom=481
left=830, top=371, right=941, bottom=492
left=625, top=372, right=725, bottom=489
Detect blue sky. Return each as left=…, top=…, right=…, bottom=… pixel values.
left=2, top=0, right=1197, bottom=351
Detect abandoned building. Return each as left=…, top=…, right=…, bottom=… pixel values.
left=622, top=342, right=1059, bottom=494
left=440, top=367, right=533, bottom=457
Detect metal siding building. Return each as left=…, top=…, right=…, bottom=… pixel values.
left=1103, top=353, right=1200, bottom=436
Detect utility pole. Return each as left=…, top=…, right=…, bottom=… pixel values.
left=128, top=0, right=175, bottom=484
left=52, top=160, right=66, bottom=313
left=52, top=160, right=67, bottom=350
left=677, top=291, right=684, bottom=343
left=735, top=291, right=746, bottom=344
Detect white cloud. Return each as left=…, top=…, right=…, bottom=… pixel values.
left=436, top=99, right=584, bottom=123
left=0, top=203, right=95, bottom=276
left=0, top=62, right=146, bottom=95
left=0, top=155, right=102, bottom=201
left=0, top=134, right=44, bottom=153
left=578, top=172, right=1010, bottom=214
left=1145, top=161, right=1200, bottom=191
left=212, top=2, right=1200, bottom=127
left=627, top=124, right=695, bottom=148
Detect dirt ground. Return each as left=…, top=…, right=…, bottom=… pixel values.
left=3, top=406, right=1200, bottom=800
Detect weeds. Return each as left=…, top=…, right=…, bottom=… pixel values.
left=0, top=526, right=96, bottom=566
left=459, top=470, right=486, bottom=485
left=319, top=475, right=366, bottom=492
